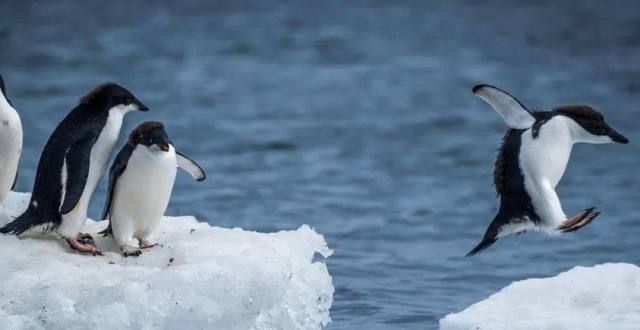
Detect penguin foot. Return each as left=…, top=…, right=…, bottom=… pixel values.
left=67, top=235, right=102, bottom=256
left=77, top=233, right=97, bottom=247
left=139, top=239, right=159, bottom=249
left=558, top=207, right=600, bottom=233
left=123, top=250, right=142, bottom=258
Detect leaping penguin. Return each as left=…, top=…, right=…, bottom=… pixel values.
left=99, top=121, right=205, bottom=257
left=0, top=82, right=148, bottom=255
left=467, top=84, right=629, bottom=256
left=0, top=75, right=22, bottom=205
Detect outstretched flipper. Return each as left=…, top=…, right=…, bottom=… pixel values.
left=176, top=150, right=206, bottom=181
left=59, top=134, right=97, bottom=215
left=558, top=207, right=600, bottom=233
left=473, top=84, right=536, bottom=129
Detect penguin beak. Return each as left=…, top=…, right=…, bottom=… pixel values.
left=136, top=101, right=149, bottom=112
left=609, top=129, right=629, bottom=144
left=158, top=142, right=170, bottom=152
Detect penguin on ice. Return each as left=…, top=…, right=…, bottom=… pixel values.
left=0, top=83, right=148, bottom=255
left=0, top=75, right=22, bottom=205
left=99, top=121, right=205, bottom=257
left=467, top=84, right=629, bottom=256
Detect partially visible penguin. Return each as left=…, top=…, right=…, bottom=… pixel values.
left=0, top=74, right=22, bottom=205
left=100, top=121, right=205, bottom=257
left=0, top=83, right=148, bottom=255
left=467, top=84, right=629, bottom=256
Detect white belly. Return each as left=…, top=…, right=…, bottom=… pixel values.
left=0, top=106, right=22, bottom=205
left=520, top=116, right=575, bottom=226
left=520, top=116, right=573, bottom=188
left=111, top=145, right=177, bottom=246
left=57, top=110, right=125, bottom=237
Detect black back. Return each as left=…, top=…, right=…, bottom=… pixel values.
left=467, top=129, right=540, bottom=256
left=28, top=101, right=110, bottom=225
left=493, top=129, right=539, bottom=223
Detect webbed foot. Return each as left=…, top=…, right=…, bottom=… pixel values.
left=123, top=250, right=142, bottom=258
left=558, top=207, right=600, bottom=233
left=139, top=239, right=159, bottom=249
left=67, top=234, right=102, bottom=256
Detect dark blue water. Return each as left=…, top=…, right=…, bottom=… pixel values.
left=2, top=1, right=640, bottom=329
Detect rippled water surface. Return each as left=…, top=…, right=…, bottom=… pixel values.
left=2, top=1, right=640, bottom=329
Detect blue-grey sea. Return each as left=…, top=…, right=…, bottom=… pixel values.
left=1, top=1, right=639, bottom=329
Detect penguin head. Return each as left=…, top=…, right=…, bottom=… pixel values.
left=80, top=82, right=149, bottom=114
left=556, top=105, right=629, bottom=145
left=129, top=121, right=171, bottom=153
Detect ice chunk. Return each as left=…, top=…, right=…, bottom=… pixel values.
left=0, top=192, right=334, bottom=330
left=440, top=263, right=640, bottom=330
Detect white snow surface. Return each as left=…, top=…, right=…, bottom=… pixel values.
left=440, top=263, right=640, bottom=330
left=0, top=192, right=334, bottom=330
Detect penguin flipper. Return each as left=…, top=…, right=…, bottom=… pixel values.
left=59, top=135, right=96, bottom=215
left=101, top=144, right=133, bottom=221
left=473, top=84, right=536, bottom=129
left=176, top=150, right=206, bottom=181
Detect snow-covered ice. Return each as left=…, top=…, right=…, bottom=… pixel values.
left=440, top=263, right=640, bottom=330
left=0, top=192, right=334, bottom=330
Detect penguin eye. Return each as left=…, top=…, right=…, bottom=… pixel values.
left=595, top=127, right=607, bottom=135
left=124, top=97, right=133, bottom=105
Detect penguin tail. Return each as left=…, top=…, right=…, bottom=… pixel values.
left=466, top=235, right=498, bottom=257
left=465, top=213, right=506, bottom=257
left=0, top=207, right=42, bottom=235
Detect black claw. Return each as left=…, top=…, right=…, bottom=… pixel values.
left=123, top=250, right=142, bottom=258
left=77, top=233, right=97, bottom=247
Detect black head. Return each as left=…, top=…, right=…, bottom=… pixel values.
left=555, top=105, right=629, bottom=144
left=128, top=121, right=171, bottom=152
left=80, top=82, right=149, bottom=113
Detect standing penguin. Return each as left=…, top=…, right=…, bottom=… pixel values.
left=99, top=121, right=205, bottom=257
left=0, top=75, right=22, bottom=205
left=467, top=84, right=629, bottom=256
left=0, top=82, right=148, bottom=255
